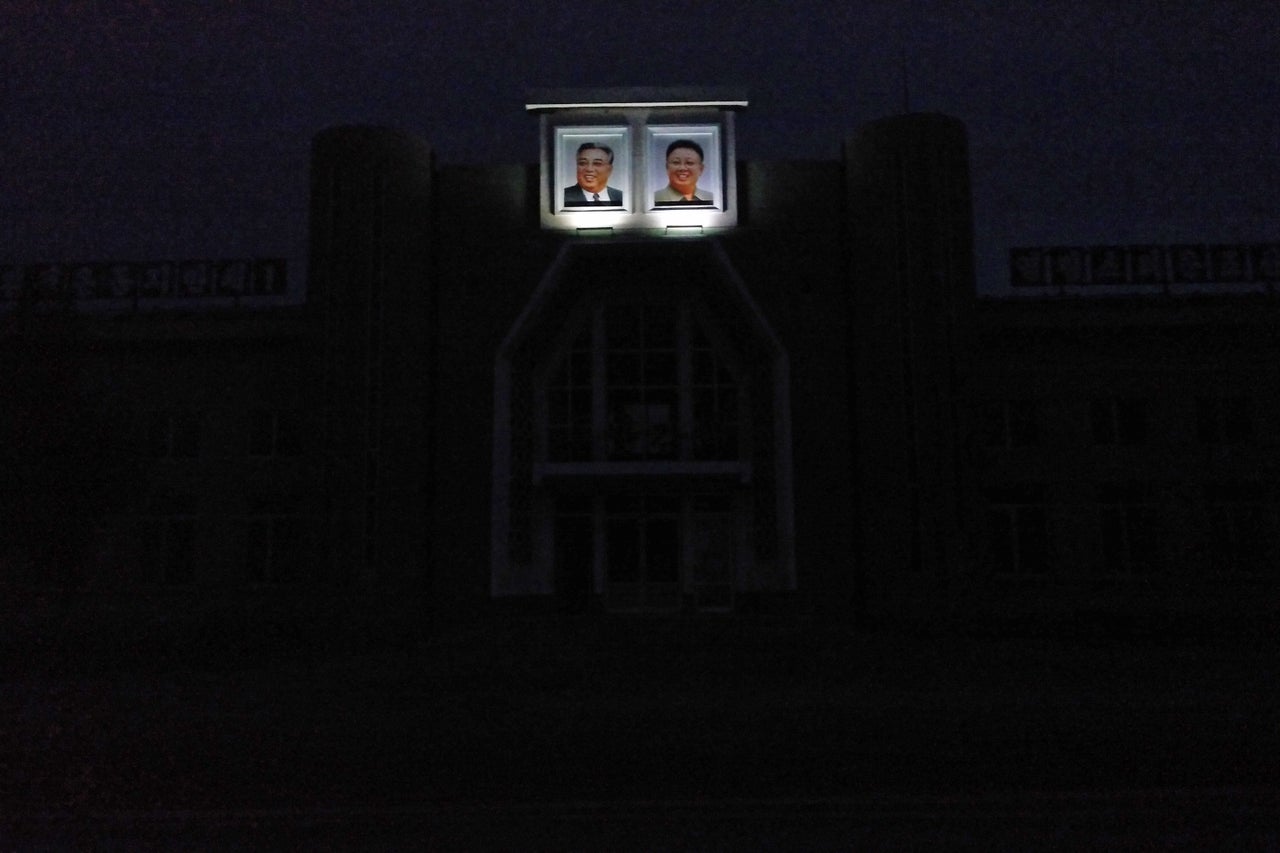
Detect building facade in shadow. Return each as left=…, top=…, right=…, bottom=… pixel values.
left=2, top=92, right=1277, bottom=628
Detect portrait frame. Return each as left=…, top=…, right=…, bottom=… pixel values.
left=647, top=124, right=722, bottom=211
left=554, top=126, right=632, bottom=214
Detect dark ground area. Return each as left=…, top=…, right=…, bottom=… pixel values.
left=2, top=592, right=1277, bottom=848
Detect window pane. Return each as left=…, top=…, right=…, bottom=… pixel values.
left=693, top=350, right=715, bottom=385
left=607, top=389, right=643, bottom=459
left=1117, top=400, right=1147, bottom=445
left=645, top=517, right=679, bottom=582
left=569, top=348, right=591, bottom=388
left=985, top=508, right=1014, bottom=575
left=249, top=409, right=275, bottom=456
left=606, top=309, right=641, bottom=349
left=556, top=495, right=593, bottom=515
left=1089, top=399, right=1115, bottom=445
left=548, top=390, right=571, bottom=425
left=605, top=495, right=641, bottom=514
left=606, top=351, right=642, bottom=386
left=1008, top=402, right=1038, bottom=447
left=642, top=396, right=677, bottom=459
left=569, top=426, right=592, bottom=461
left=246, top=518, right=270, bottom=583
left=1196, top=398, right=1218, bottom=443
left=719, top=386, right=738, bottom=418
left=692, top=494, right=733, bottom=513
left=547, top=426, right=573, bottom=462
left=548, top=357, right=568, bottom=388
left=273, top=518, right=303, bottom=584
left=570, top=388, right=591, bottom=424
left=166, top=519, right=196, bottom=584
left=646, top=495, right=680, bottom=515
left=1017, top=506, right=1049, bottom=574
left=276, top=411, right=302, bottom=456
left=1224, top=397, right=1254, bottom=444
left=1233, top=504, right=1270, bottom=572
left=607, top=518, right=640, bottom=581
left=645, top=351, right=678, bottom=386
left=1127, top=506, right=1159, bottom=573
left=147, top=415, right=171, bottom=457
left=690, top=513, right=734, bottom=585
left=977, top=404, right=1007, bottom=447
left=1100, top=511, right=1126, bottom=575
left=175, top=412, right=200, bottom=458
left=643, top=305, right=676, bottom=347
left=555, top=515, right=594, bottom=598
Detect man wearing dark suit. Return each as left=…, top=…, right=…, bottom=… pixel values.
left=563, top=142, right=624, bottom=206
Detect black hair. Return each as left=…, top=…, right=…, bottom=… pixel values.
left=665, top=139, right=704, bottom=162
left=575, top=142, right=614, bottom=164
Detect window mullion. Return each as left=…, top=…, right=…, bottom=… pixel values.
left=678, top=302, right=692, bottom=460
left=591, top=303, right=607, bottom=461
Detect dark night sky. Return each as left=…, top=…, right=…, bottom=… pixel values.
left=4, top=1, right=1277, bottom=294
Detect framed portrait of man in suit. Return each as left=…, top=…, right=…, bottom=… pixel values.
left=648, top=125, right=721, bottom=210
left=555, top=127, right=631, bottom=213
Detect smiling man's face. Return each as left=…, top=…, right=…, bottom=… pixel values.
left=665, top=146, right=704, bottom=197
left=576, top=147, right=613, bottom=193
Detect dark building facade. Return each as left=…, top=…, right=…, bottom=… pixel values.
left=2, top=107, right=1277, bottom=627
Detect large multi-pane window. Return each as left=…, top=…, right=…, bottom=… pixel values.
left=688, top=494, right=735, bottom=610
left=536, top=298, right=750, bottom=610
left=606, top=304, right=679, bottom=460
left=553, top=495, right=594, bottom=608
left=541, top=300, right=743, bottom=465
left=690, top=324, right=739, bottom=460
left=1196, top=396, right=1254, bottom=445
left=1204, top=483, right=1274, bottom=576
left=984, top=485, right=1049, bottom=576
left=1090, top=397, right=1147, bottom=446
left=547, top=329, right=592, bottom=462
left=605, top=494, right=681, bottom=609
left=976, top=400, right=1038, bottom=448
left=244, top=497, right=303, bottom=584
left=551, top=492, right=739, bottom=612
left=147, top=409, right=201, bottom=458
left=248, top=409, right=302, bottom=457
left=1096, top=483, right=1160, bottom=576
left=139, top=496, right=197, bottom=584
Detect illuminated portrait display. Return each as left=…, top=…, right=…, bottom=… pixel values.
left=648, top=125, right=720, bottom=210
left=529, top=88, right=744, bottom=230
left=555, top=127, right=630, bottom=213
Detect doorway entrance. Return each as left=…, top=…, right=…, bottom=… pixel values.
left=552, top=492, right=739, bottom=612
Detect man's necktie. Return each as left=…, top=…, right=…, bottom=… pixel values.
left=592, top=193, right=601, bottom=203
